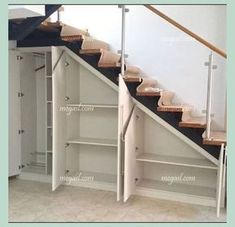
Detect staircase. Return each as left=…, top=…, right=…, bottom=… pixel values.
left=10, top=5, right=226, bottom=160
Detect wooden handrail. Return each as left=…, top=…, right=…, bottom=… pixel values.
left=144, top=5, right=227, bottom=59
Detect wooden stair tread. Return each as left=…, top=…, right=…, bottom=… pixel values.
left=122, top=72, right=142, bottom=82
left=157, top=105, right=189, bottom=112
left=79, top=49, right=101, bottom=54
left=98, top=63, right=121, bottom=68
left=61, top=35, right=83, bottom=41
left=179, top=117, right=206, bottom=128
left=203, top=131, right=226, bottom=145
left=137, top=91, right=161, bottom=96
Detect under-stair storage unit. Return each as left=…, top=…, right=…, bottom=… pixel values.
left=52, top=47, right=120, bottom=196
left=9, top=45, right=225, bottom=212
left=9, top=48, right=53, bottom=177
left=120, top=76, right=224, bottom=208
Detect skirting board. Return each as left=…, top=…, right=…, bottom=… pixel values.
left=135, top=187, right=224, bottom=208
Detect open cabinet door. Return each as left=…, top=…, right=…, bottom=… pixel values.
left=9, top=50, right=21, bottom=177
left=52, top=47, right=67, bottom=191
left=118, top=75, right=136, bottom=202
left=123, top=106, right=137, bottom=202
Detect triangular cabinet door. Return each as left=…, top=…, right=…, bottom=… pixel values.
left=52, top=47, right=67, bottom=191
left=118, top=75, right=136, bottom=202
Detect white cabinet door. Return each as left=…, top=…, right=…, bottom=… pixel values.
left=52, top=47, right=67, bottom=191
left=123, top=107, right=136, bottom=202
left=118, top=75, right=135, bottom=201
left=9, top=51, right=21, bottom=176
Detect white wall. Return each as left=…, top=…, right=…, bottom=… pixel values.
left=52, top=5, right=226, bottom=130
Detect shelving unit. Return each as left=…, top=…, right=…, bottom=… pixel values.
left=18, top=51, right=48, bottom=175
left=131, top=107, right=218, bottom=206
left=119, top=75, right=222, bottom=207
left=52, top=48, right=119, bottom=193
left=9, top=46, right=225, bottom=213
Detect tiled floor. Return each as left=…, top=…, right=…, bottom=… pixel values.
left=9, top=178, right=226, bottom=222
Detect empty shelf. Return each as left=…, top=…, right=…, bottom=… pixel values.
left=67, top=103, right=118, bottom=109
left=30, top=162, right=46, bottom=167
left=137, top=179, right=216, bottom=199
left=67, top=137, right=118, bottom=147
left=64, top=171, right=117, bottom=191
left=66, top=171, right=117, bottom=184
left=30, top=152, right=46, bottom=155
left=22, top=165, right=45, bottom=174
left=136, top=153, right=217, bottom=170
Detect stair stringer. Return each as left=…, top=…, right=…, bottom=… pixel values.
left=64, top=46, right=218, bottom=166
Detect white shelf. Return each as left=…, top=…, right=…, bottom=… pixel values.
left=67, top=103, right=118, bottom=109
left=22, top=164, right=45, bottom=175
left=47, top=101, right=52, bottom=104
left=136, top=153, right=217, bottom=170
left=66, top=171, right=116, bottom=184
left=47, top=126, right=52, bottom=129
left=64, top=171, right=117, bottom=191
left=30, top=162, right=46, bottom=167
left=67, top=137, right=118, bottom=147
left=137, top=178, right=216, bottom=199
left=30, top=151, right=46, bottom=155
left=47, top=150, right=52, bottom=153
left=46, top=76, right=52, bottom=79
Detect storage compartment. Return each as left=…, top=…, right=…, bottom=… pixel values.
left=65, top=144, right=117, bottom=191
left=123, top=105, right=218, bottom=206
left=15, top=50, right=53, bottom=176
left=52, top=48, right=119, bottom=193
left=20, top=52, right=46, bottom=174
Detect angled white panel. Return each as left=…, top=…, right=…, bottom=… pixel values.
left=9, top=50, right=21, bottom=176
left=52, top=47, right=66, bottom=191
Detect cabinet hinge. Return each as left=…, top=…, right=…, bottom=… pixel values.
left=18, top=92, right=24, bottom=97
left=18, top=164, right=25, bottom=169
left=17, top=55, right=23, bottom=60
left=18, top=129, right=25, bottom=135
